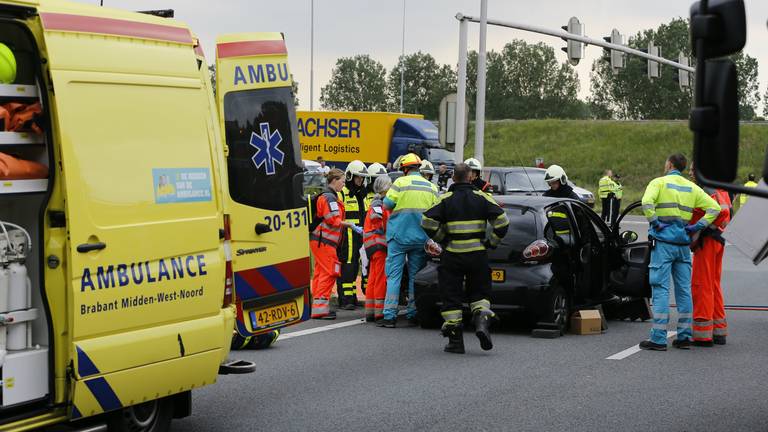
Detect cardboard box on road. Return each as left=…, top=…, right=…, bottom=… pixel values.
left=571, top=310, right=602, bottom=335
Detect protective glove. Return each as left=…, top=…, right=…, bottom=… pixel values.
left=424, top=239, right=443, bottom=256
left=351, top=225, right=364, bottom=236
left=653, top=222, right=670, bottom=232
left=684, top=224, right=699, bottom=234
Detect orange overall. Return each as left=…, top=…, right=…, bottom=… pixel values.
left=690, top=188, right=731, bottom=342
left=310, top=190, right=345, bottom=318
left=362, top=196, right=390, bottom=321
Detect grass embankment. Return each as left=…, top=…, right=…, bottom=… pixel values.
left=464, top=120, right=767, bottom=209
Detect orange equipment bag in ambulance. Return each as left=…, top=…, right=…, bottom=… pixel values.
left=3, top=101, right=43, bottom=134
left=0, top=151, right=48, bottom=179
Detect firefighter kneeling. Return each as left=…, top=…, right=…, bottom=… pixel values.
left=421, top=163, right=510, bottom=353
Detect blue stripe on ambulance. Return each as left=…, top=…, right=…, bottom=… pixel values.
left=71, top=404, right=82, bottom=419
left=85, top=377, right=123, bottom=412
left=76, top=345, right=100, bottom=377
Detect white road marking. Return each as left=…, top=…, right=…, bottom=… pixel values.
left=280, top=319, right=365, bottom=340
left=606, top=331, right=678, bottom=360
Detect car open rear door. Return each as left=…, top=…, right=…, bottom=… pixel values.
left=215, top=33, right=311, bottom=337
left=608, top=202, right=651, bottom=298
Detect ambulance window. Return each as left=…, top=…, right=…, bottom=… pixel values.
left=223, top=87, right=303, bottom=210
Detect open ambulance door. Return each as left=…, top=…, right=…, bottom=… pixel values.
left=215, top=33, right=311, bottom=337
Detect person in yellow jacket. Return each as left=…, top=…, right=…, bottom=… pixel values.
left=737, top=173, right=758, bottom=208
left=639, top=153, right=721, bottom=351
left=598, top=169, right=619, bottom=224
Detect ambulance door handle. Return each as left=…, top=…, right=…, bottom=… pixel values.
left=255, top=223, right=271, bottom=235
left=77, top=242, right=106, bottom=253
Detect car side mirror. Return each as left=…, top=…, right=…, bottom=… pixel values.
left=620, top=230, right=638, bottom=245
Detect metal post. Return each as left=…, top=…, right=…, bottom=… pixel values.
left=474, top=0, right=488, bottom=165
left=309, top=0, right=314, bottom=110
left=399, top=0, right=406, bottom=113
left=455, top=17, right=468, bottom=162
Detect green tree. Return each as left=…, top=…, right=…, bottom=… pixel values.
left=320, top=55, right=388, bottom=111
left=387, top=51, right=456, bottom=119
left=464, top=40, right=584, bottom=120
left=290, top=76, right=299, bottom=107
left=589, top=18, right=761, bottom=120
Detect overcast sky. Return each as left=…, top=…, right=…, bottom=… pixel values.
left=81, top=0, right=768, bottom=112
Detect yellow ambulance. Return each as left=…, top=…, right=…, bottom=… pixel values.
left=0, top=1, right=309, bottom=431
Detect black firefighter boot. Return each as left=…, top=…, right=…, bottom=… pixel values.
left=473, top=310, right=497, bottom=351
left=442, top=324, right=465, bottom=354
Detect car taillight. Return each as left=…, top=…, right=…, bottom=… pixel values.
left=522, top=240, right=552, bottom=262
left=223, top=214, right=234, bottom=307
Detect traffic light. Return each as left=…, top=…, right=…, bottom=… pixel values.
left=647, top=41, right=661, bottom=79
left=560, top=17, right=584, bottom=66
left=674, top=53, right=690, bottom=90
left=602, top=29, right=626, bottom=74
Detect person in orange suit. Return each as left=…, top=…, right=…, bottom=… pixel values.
left=690, top=165, right=731, bottom=346
left=310, top=168, right=358, bottom=319
left=362, top=175, right=392, bottom=322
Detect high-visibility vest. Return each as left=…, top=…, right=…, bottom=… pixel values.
left=421, top=183, right=509, bottom=253
left=385, top=172, right=440, bottom=244
left=691, top=188, right=731, bottom=232
left=740, top=180, right=758, bottom=205
left=615, top=182, right=624, bottom=200
left=598, top=176, right=617, bottom=199
left=310, top=191, right=345, bottom=248
left=363, top=196, right=389, bottom=256
left=641, top=170, right=721, bottom=244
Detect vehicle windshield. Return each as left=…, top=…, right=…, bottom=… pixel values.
left=427, top=147, right=455, bottom=165
left=223, top=87, right=304, bottom=211
left=506, top=170, right=548, bottom=192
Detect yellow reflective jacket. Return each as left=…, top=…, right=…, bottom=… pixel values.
left=641, top=170, right=721, bottom=244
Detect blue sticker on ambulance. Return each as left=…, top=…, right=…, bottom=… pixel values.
left=152, top=168, right=212, bottom=204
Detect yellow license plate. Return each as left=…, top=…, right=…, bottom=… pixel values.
left=491, top=269, right=505, bottom=282
left=250, top=301, right=300, bottom=329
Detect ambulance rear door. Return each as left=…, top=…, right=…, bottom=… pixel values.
left=215, top=33, right=311, bottom=336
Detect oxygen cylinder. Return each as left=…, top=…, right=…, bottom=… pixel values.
left=8, top=262, right=28, bottom=311
left=0, top=265, right=9, bottom=313
left=6, top=262, right=29, bottom=351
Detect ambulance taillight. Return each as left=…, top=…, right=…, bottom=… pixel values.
left=222, top=214, right=234, bottom=307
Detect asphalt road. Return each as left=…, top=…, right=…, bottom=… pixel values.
left=175, top=219, right=768, bottom=432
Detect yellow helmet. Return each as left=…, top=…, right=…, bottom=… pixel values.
left=0, top=43, right=17, bottom=84
left=400, top=153, right=422, bottom=170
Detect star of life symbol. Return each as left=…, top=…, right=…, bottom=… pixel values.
left=249, top=122, right=285, bottom=175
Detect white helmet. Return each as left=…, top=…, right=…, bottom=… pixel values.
left=419, top=160, right=435, bottom=176
left=345, top=160, right=368, bottom=181
left=367, top=162, right=388, bottom=177
left=464, top=158, right=482, bottom=171
left=544, top=164, right=567, bottom=184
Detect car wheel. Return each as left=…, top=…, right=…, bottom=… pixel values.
left=108, top=397, right=173, bottom=432
left=539, top=286, right=571, bottom=336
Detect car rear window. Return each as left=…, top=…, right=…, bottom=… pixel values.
left=488, top=206, right=538, bottom=262
left=505, top=171, right=548, bottom=192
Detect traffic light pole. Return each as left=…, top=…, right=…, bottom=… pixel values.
left=454, top=12, right=695, bottom=163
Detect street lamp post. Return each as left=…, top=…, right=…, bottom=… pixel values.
left=474, top=0, right=488, bottom=165
left=400, top=0, right=406, bottom=113
left=310, top=0, right=314, bottom=110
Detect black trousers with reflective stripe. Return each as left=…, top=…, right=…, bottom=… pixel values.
left=438, top=251, right=491, bottom=312
left=337, top=229, right=361, bottom=306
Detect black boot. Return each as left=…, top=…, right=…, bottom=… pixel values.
left=442, top=325, right=465, bottom=354
left=473, top=310, right=497, bottom=351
